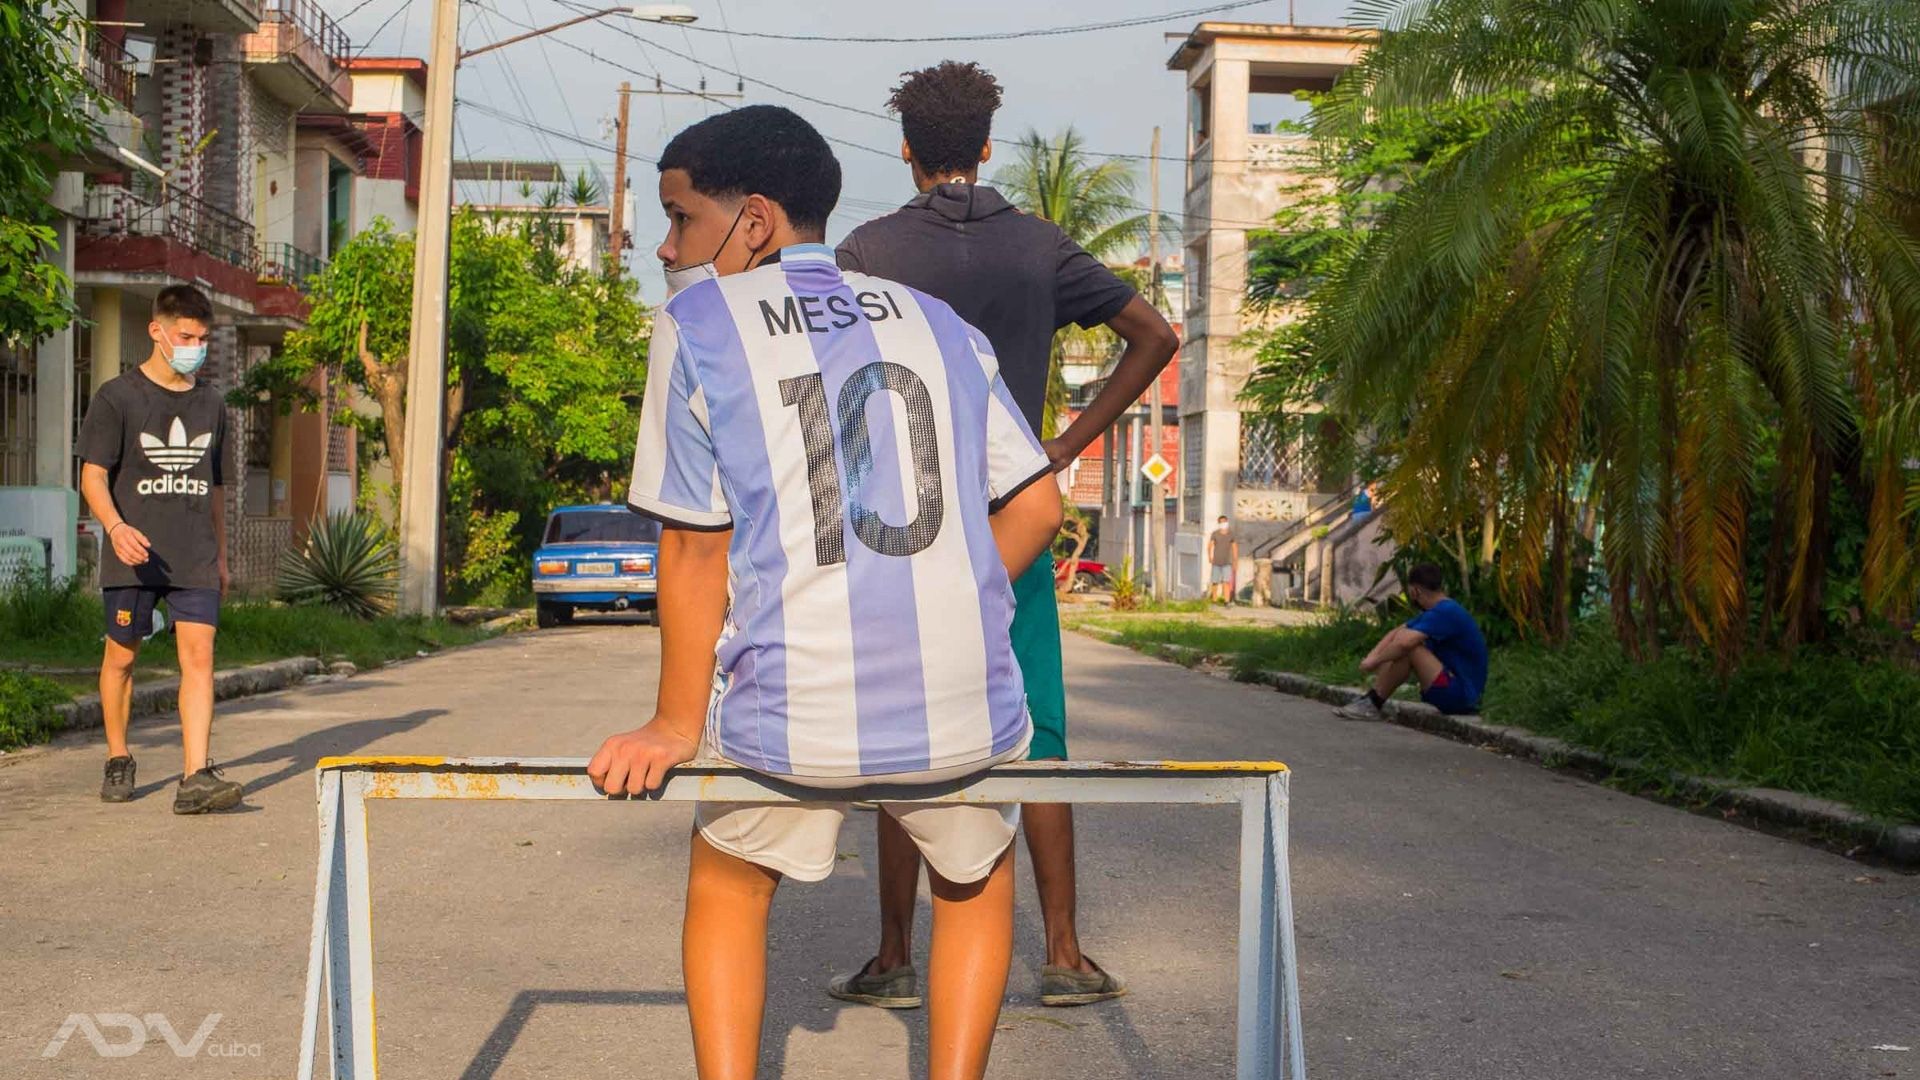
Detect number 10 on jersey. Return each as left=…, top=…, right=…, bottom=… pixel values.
left=780, top=361, right=946, bottom=568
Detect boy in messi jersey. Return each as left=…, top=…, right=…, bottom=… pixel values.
left=588, top=106, right=1064, bottom=1080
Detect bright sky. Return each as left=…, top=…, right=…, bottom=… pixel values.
left=334, top=0, right=1352, bottom=301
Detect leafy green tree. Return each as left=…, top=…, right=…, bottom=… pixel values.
left=994, top=127, right=1172, bottom=436
left=234, top=210, right=651, bottom=600
left=1, top=2, right=105, bottom=344
left=1262, top=0, right=1920, bottom=659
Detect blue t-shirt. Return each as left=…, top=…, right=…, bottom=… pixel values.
left=1407, top=598, right=1488, bottom=705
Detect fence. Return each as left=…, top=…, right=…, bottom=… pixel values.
left=258, top=0, right=350, bottom=66
left=260, top=241, right=327, bottom=290
left=300, top=756, right=1306, bottom=1079
left=80, top=177, right=259, bottom=273
left=83, top=32, right=138, bottom=109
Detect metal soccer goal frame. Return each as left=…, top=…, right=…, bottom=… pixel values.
left=298, top=756, right=1305, bottom=1079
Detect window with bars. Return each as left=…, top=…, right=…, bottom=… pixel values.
left=1238, top=417, right=1298, bottom=490
left=1, top=345, right=35, bottom=487
left=1182, top=415, right=1205, bottom=524
left=244, top=400, right=273, bottom=470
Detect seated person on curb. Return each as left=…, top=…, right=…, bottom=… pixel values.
left=1335, top=563, right=1488, bottom=721
left=587, top=105, right=1064, bottom=1080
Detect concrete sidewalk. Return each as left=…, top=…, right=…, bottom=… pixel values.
left=0, top=624, right=1913, bottom=1078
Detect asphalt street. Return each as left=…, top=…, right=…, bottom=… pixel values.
left=1, top=623, right=1914, bottom=1078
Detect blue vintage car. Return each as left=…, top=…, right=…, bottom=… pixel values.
left=532, top=504, right=661, bottom=627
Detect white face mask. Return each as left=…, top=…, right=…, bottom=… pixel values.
left=662, top=205, right=748, bottom=300
left=162, top=327, right=208, bottom=375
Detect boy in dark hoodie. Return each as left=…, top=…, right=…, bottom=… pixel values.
left=833, top=60, right=1179, bottom=1009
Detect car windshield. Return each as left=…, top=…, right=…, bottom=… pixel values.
left=543, top=510, right=661, bottom=545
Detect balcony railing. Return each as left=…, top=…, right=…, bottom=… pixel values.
left=256, top=0, right=348, bottom=67
left=259, top=241, right=326, bottom=291
left=83, top=32, right=138, bottom=109
left=79, top=177, right=258, bottom=273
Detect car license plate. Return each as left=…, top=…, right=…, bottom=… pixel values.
left=577, top=561, right=616, bottom=575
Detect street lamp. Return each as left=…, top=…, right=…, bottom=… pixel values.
left=397, top=0, right=697, bottom=615
left=461, top=5, right=697, bottom=60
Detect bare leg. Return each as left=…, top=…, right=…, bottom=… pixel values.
left=873, top=809, right=923, bottom=972
left=100, top=638, right=139, bottom=760
left=1371, top=644, right=1444, bottom=700
left=926, top=846, right=1015, bottom=1080
left=684, top=830, right=781, bottom=1080
left=1022, top=802, right=1093, bottom=973
left=173, top=621, right=216, bottom=775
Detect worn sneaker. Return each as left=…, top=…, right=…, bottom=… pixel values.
left=1039, top=957, right=1128, bottom=1007
left=101, top=755, right=136, bottom=802
left=173, top=760, right=244, bottom=815
left=826, top=958, right=922, bottom=1009
left=1333, top=694, right=1384, bottom=721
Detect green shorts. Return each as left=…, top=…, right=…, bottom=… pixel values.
left=1011, top=551, right=1068, bottom=760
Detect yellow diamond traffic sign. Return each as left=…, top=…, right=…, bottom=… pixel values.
left=1140, top=453, right=1173, bottom=486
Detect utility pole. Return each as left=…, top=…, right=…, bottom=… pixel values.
left=397, top=0, right=459, bottom=616
left=609, top=80, right=632, bottom=273
left=397, top=5, right=700, bottom=615
left=1147, top=125, right=1169, bottom=602
left=609, top=82, right=742, bottom=274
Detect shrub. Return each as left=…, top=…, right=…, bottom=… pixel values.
left=0, top=671, right=70, bottom=750
left=277, top=511, right=399, bottom=618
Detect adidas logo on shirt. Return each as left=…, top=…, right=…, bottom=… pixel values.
left=137, top=417, right=212, bottom=495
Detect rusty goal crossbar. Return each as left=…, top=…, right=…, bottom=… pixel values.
left=299, top=756, right=1305, bottom=1079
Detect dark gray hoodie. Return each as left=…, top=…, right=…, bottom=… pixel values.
left=837, top=182, right=1135, bottom=432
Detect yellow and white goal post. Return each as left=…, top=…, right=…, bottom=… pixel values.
left=297, top=756, right=1306, bottom=1079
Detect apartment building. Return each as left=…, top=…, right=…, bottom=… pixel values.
left=3, top=0, right=368, bottom=588
left=1165, top=22, right=1375, bottom=595
left=347, top=57, right=426, bottom=234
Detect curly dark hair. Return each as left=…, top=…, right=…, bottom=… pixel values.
left=887, top=61, right=1002, bottom=176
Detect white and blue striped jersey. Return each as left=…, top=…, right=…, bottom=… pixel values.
left=628, top=242, right=1050, bottom=780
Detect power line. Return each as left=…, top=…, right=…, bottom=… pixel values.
left=458, top=5, right=1293, bottom=233
left=544, top=0, right=1307, bottom=167
left=670, top=0, right=1279, bottom=43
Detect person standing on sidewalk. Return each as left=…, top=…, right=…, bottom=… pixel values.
left=1207, top=515, right=1239, bottom=604
left=830, top=60, right=1179, bottom=1009
left=77, top=284, right=244, bottom=814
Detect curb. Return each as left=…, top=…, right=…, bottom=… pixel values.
left=1099, top=633, right=1920, bottom=867
left=51, top=656, right=324, bottom=733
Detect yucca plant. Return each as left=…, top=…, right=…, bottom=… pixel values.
left=1108, top=556, right=1142, bottom=612
left=277, top=511, right=399, bottom=619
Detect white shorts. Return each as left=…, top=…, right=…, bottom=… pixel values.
left=696, top=733, right=1030, bottom=885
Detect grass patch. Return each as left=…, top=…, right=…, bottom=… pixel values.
left=1074, top=608, right=1390, bottom=686
left=1, top=576, right=496, bottom=684
left=1077, top=610, right=1920, bottom=824
left=1484, top=627, right=1920, bottom=824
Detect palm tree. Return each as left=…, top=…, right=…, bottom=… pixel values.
left=994, top=127, right=1173, bottom=436
left=1288, top=0, right=1920, bottom=659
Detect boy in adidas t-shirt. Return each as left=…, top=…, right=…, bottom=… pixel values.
left=588, top=106, right=1063, bottom=1080
left=77, top=284, right=244, bottom=814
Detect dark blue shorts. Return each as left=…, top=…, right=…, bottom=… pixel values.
left=1421, top=670, right=1479, bottom=715
left=102, top=586, right=220, bottom=646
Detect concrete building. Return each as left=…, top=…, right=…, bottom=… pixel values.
left=1165, top=22, right=1376, bottom=596
left=346, top=57, right=426, bottom=234
left=3, top=0, right=369, bottom=589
